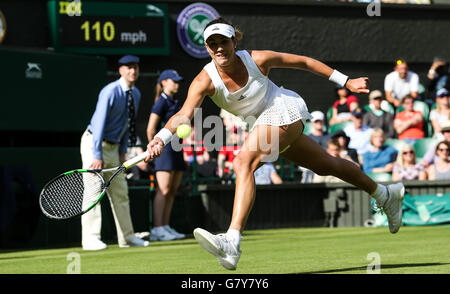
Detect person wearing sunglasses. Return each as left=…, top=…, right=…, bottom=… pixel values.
left=427, top=141, right=450, bottom=180
left=392, top=145, right=427, bottom=181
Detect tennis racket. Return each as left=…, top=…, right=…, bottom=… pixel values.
left=39, top=150, right=150, bottom=220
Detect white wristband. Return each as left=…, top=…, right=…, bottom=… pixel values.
left=154, top=128, right=173, bottom=146
left=329, top=70, right=349, bottom=87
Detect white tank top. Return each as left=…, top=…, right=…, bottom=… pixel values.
left=204, top=50, right=278, bottom=119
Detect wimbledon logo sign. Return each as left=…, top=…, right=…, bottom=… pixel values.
left=176, top=3, right=219, bottom=59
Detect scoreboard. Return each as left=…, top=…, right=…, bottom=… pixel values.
left=47, top=0, right=169, bottom=55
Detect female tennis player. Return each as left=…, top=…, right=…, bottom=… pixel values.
left=145, top=17, right=405, bottom=270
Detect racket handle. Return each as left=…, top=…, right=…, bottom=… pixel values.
left=123, top=150, right=150, bottom=169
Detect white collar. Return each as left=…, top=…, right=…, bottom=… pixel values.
left=119, top=77, right=133, bottom=93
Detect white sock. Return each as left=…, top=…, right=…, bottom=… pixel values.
left=226, top=229, right=242, bottom=247
left=371, top=184, right=388, bottom=205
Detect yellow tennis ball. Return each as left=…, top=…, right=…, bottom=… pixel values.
left=176, top=124, right=191, bottom=139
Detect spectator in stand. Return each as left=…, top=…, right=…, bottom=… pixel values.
left=329, top=85, right=359, bottom=126
left=344, top=107, right=374, bottom=163
left=422, top=121, right=450, bottom=168
left=217, top=126, right=241, bottom=179
left=363, top=90, right=396, bottom=139
left=427, top=141, right=450, bottom=180
left=425, top=57, right=450, bottom=104
left=331, top=130, right=360, bottom=165
left=392, top=144, right=427, bottom=181
left=384, top=59, right=419, bottom=108
left=254, top=162, right=283, bottom=185
left=394, top=94, right=425, bottom=146
left=362, top=128, right=398, bottom=174
left=308, top=110, right=331, bottom=149
left=429, top=88, right=450, bottom=140
left=313, top=138, right=357, bottom=183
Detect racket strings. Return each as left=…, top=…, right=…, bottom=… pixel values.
left=40, top=172, right=104, bottom=219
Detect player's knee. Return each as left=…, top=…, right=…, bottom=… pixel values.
left=233, top=156, right=255, bottom=175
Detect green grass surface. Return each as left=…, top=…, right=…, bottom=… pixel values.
left=1, top=226, right=449, bottom=274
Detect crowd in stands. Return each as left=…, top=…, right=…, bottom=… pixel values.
left=307, top=58, right=450, bottom=183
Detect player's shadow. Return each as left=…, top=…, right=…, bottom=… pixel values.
left=296, top=262, right=450, bottom=274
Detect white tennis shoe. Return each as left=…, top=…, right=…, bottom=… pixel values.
left=164, top=225, right=186, bottom=240
left=193, top=228, right=241, bottom=270
left=120, top=236, right=150, bottom=247
left=150, top=226, right=177, bottom=241
left=82, top=238, right=107, bottom=251
left=380, top=183, right=405, bottom=234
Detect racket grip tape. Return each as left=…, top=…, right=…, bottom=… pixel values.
left=123, top=151, right=150, bottom=169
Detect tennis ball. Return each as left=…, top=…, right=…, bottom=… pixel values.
left=176, top=124, right=191, bottom=139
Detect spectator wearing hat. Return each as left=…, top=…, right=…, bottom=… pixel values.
left=363, top=90, right=396, bottom=139
left=429, top=88, right=450, bottom=140
left=425, top=57, right=450, bottom=104
left=331, top=130, right=360, bottom=166
left=422, top=120, right=450, bottom=168
left=384, top=59, right=419, bottom=107
left=343, top=107, right=374, bottom=162
left=394, top=94, right=425, bottom=146
left=146, top=69, right=186, bottom=241
left=308, top=110, right=331, bottom=149
left=329, top=85, right=359, bottom=126
left=80, top=55, right=149, bottom=250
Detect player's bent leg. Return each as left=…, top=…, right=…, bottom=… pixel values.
left=281, top=134, right=405, bottom=233
left=281, top=134, right=377, bottom=193
left=194, top=123, right=303, bottom=270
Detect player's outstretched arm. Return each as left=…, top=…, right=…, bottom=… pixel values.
left=250, top=50, right=369, bottom=94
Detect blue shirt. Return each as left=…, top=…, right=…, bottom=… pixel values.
left=151, top=92, right=182, bottom=130
left=363, top=145, right=398, bottom=174
left=254, top=162, right=277, bottom=185
left=87, top=77, right=141, bottom=159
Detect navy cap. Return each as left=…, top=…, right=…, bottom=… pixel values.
left=351, top=107, right=364, bottom=118
left=118, top=55, right=140, bottom=66
left=436, top=88, right=449, bottom=98
left=158, top=69, right=183, bottom=83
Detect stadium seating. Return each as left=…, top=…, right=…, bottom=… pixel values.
left=303, top=121, right=312, bottom=135
left=329, top=121, right=352, bottom=135
left=326, top=106, right=333, bottom=125
left=384, top=138, right=409, bottom=152
left=367, top=172, right=392, bottom=182
left=413, top=137, right=439, bottom=160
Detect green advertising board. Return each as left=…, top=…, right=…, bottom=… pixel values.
left=47, top=0, right=169, bottom=55
left=0, top=47, right=107, bottom=132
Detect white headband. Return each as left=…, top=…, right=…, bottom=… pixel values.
left=203, top=23, right=235, bottom=42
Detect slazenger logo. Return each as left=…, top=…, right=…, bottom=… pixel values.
left=238, top=95, right=246, bottom=101
left=212, top=26, right=220, bottom=31
left=25, top=63, right=42, bottom=79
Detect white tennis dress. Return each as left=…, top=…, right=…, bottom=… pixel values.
left=204, top=50, right=313, bottom=131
